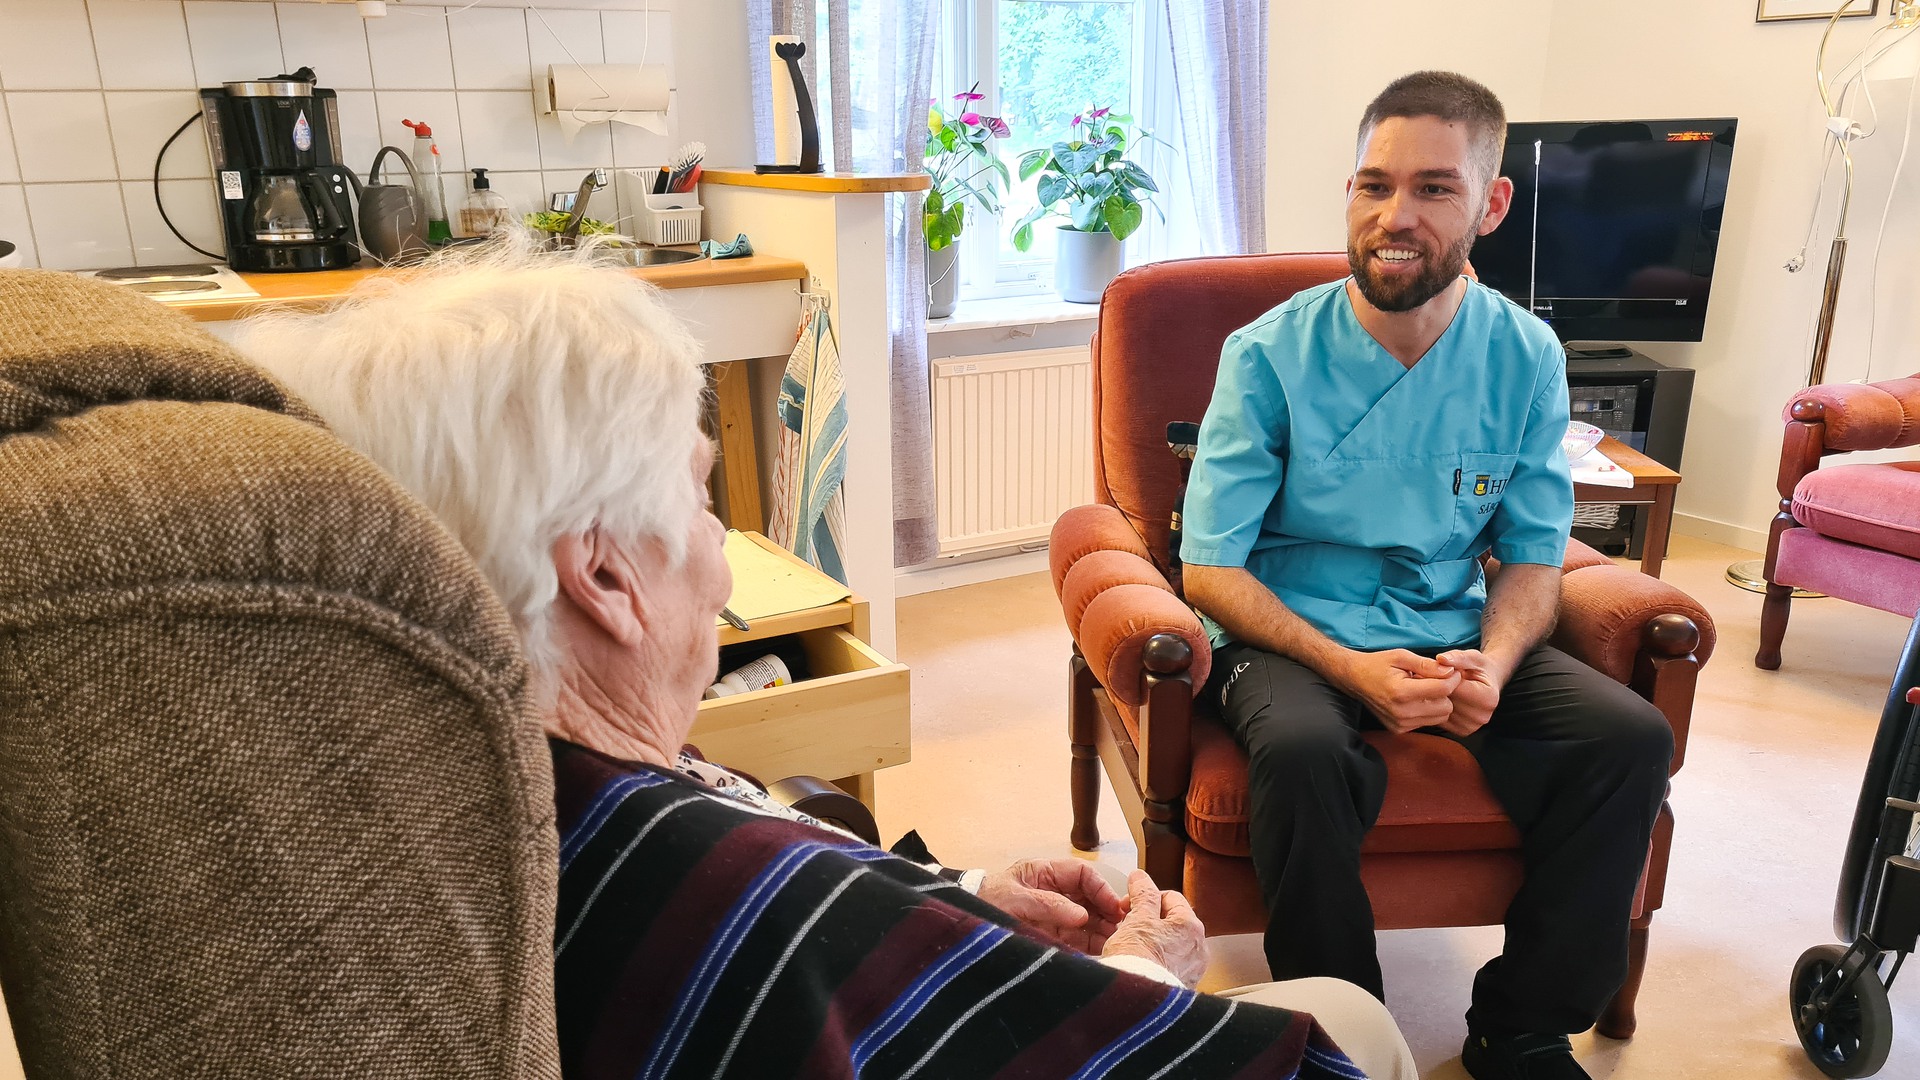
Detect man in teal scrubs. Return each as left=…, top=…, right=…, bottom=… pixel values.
left=1181, top=72, right=1673, bottom=1080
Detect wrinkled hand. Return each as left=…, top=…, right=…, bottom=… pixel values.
left=978, top=858, right=1127, bottom=953
left=1100, top=870, right=1209, bottom=987
left=1337, top=649, right=1460, bottom=733
left=1433, top=649, right=1504, bottom=737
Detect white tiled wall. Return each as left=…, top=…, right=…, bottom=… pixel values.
left=0, top=0, right=677, bottom=269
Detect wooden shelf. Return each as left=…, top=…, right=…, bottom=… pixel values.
left=701, top=168, right=932, bottom=194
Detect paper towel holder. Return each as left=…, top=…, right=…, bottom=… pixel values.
left=757, top=40, right=824, bottom=175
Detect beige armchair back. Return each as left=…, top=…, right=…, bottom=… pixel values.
left=0, top=272, right=560, bottom=1078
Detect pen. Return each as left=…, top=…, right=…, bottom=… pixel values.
left=720, top=606, right=751, bottom=631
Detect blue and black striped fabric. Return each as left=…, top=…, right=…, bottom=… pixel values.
left=550, top=739, right=1364, bottom=1079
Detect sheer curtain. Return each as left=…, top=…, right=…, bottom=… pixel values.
left=1165, top=0, right=1268, bottom=255
left=747, top=1, right=939, bottom=567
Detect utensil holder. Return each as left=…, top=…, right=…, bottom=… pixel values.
left=620, top=167, right=703, bottom=246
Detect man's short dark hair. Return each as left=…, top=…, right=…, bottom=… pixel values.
left=1357, top=71, right=1506, bottom=187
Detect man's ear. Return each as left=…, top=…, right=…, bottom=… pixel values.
left=1477, top=175, right=1514, bottom=236
left=552, top=531, right=644, bottom=646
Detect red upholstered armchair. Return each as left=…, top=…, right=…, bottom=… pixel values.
left=1050, top=253, right=1717, bottom=1038
left=1757, top=374, right=1920, bottom=670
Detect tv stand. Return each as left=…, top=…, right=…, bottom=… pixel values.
left=1565, top=350, right=1694, bottom=560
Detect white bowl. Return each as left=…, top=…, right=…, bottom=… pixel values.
left=1562, top=420, right=1604, bottom=461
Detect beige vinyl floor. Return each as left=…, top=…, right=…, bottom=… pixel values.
left=882, top=533, right=1919, bottom=1079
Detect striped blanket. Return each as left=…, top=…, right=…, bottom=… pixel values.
left=551, top=740, right=1363, bottom=1078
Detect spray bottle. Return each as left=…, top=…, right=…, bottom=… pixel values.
left=400, top=118, right=453, bottom=245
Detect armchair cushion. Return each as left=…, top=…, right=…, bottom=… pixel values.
left=1792, top=462, right=1920, bottom=559
left=1186, top=715, right=1518, bottom=858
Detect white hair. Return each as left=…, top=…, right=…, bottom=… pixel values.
left=234, top=231, right=709, bottom=683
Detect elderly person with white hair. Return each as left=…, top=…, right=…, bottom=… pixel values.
left=234, top=235, right=1417, bottom=1080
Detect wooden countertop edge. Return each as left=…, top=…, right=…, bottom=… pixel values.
left=169, top=254, right=808, bottom=322
left=701, top=168, right=931, bottom=194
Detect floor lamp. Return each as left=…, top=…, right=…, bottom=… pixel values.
left=1728, top=0, right=1920, bottom=593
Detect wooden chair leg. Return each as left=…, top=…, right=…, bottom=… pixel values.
left=1756, top=582, right=1792, bottom=671
left=1068, top=651, right=1101, bottom=851
left=1596, top=919, right=1651, bottom=1039
left=1142, top=808, right=1183, bottom=890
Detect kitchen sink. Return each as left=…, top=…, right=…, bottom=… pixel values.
left=607, top=245, right=705, bottom=267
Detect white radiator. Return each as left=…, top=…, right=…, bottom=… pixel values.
left=932, top=345, right=1093, bottom=557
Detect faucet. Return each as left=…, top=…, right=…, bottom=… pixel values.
left=559, top=169, right=609, bottom=241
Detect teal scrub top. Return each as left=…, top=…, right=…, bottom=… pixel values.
left=1181, top=278, right=1573, bottom=652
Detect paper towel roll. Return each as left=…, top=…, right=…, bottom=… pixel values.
left=545, top=64, right=670, bottom=141
left=769, top=36, right=803, bottom=167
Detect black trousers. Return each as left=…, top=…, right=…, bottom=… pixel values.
left=1204, top=641, right=1673, bottom=1036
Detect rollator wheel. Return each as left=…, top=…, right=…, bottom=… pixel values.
left=1792, top=944, right=1894, bottom=1078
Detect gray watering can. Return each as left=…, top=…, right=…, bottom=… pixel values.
left=351, top=146, right=429, bottom=264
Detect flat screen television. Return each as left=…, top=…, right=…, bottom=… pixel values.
left=1470, top=117, right=1738, bottom=346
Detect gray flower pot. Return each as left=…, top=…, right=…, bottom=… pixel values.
left=1053, top=226, right=1121, bottom=303
left=927, top=240, right=960, bottom=319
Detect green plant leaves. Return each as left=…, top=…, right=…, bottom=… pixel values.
left=1053, top=140, right=1105, bottom=177
left=1104, top=196, right=1143, bottom=241
left=1018, top=148, right=1050, bottom=181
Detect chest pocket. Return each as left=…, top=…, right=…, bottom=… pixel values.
left=1451, top=451, right=1517, bottom=553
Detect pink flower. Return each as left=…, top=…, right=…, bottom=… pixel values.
left=1090, top=106, right=1111, bottom=119
left=1071, top=114, right=1083, bottom=126
left=954, top=91, right=985, bottom=101
left=960, top=112, right=981, bottom=125
left=986, top=116, right=1011, bottom=139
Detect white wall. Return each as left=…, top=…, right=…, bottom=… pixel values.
left=0, top=0, right=753, bottom=269
left=1265, top=2, right=1912, bottom=550
left=1264, top=1, right=1554, bottom=253
left=1539, top=4, right=1902, bottom=547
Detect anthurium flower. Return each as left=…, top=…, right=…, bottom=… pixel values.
left=1090, top=106, right=1112, bottom=120
left=960, top=112, right=981, bottom=125
left=986, top=117, right=1011, bottom=138
left=954, top=90, right=985, bottom=101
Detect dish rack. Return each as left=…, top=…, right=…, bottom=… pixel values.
left=617, top=167, right=703, bottom=246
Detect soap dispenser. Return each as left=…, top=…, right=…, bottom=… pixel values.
left=460, top=168, right=513, bottom=237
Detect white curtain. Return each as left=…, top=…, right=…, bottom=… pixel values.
left=1166, top=0, right=1268, bottom=254
left=747, top=1, right=939, bottom=567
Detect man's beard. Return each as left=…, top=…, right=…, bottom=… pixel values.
left=1346, top=228, right=1474, bottom=313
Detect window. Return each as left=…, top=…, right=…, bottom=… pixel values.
left=934, top=0, right=1197, bottom=299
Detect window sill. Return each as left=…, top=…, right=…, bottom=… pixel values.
left=927, top=293, right=1101, bottom=334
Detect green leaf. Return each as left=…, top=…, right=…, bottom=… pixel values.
left=1069, top=198, right=1103, bottom=231
left=1035, top=173, right=1071, bottom=207
left=924, top=188, right=945, bottom=215
left=1105, top=196, right=1144, bottom=241
left=1054, top=141, right=1103, bottom=177
left=1017, top=148, right=1050, bottom=181
left=1010, top=205, right=1048, bottom=252
left=1120, top=164, right=1158, bottom=193
left=1080, top=172, right=1117, bottom=202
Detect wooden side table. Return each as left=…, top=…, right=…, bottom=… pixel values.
left=1575, top=436, right=1682, bottom=578
left=690, top=532, right=910, bottom=809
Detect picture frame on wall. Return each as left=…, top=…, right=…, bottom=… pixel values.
left=1757, top=0, right=1880, bottom=22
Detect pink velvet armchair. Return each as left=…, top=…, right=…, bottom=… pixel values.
left=1757, top=374, right=1920, bottom=670
left=1051, top=252, right=1717, bottom=1038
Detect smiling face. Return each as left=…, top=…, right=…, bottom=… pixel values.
left=1345, top=114, right=1512, bottom=314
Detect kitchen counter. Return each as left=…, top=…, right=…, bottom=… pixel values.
left=170, top=252, right=808, bottom=323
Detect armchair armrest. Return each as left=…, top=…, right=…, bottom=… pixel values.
left=1062, top=550, right=1212, bottom=704
left=1789, top=375, right=1920, bottom=454
left=1554, top=563, right=1715, bottom=773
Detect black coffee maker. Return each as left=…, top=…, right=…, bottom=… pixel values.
left=200, top=68, right=359, bottom=272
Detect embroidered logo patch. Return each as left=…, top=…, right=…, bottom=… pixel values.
left=1473, top=474, right=1491, bottom=496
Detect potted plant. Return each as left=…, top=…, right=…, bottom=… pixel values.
left=1011, top=107, right=1160, bottom=303
left=924, top=89, right=1011, bottom=319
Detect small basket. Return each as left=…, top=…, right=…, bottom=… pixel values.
left=620, top=167, right=703, bottom=246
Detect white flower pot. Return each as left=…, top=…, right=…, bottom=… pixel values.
left=1053, top=226, right=1122, bottom=304
left=927, top=239, right=960, bottom=320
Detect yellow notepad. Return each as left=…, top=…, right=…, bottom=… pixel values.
left=718, top=531, right=853, bottom=624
